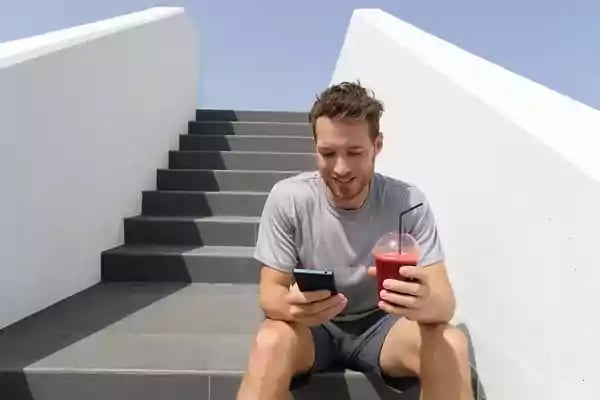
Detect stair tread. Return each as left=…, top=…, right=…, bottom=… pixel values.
left=0, top=283, right=262, bottom=372
left=126, top=215, right=261, bottom=223
left=106, top=244, right=255, bottom=257
left=182, top=134, right=312, bottom=139
left=157, top=168, right=303, bottom=173
left=171, top=150, right=315, bottom=155
left=144, top=190, right=268, bottom=195
left=195, top=109, right=308, bottom=123
left=192, top=121, right=309, bottom=126
left=0, top=282, right=419, bottom=398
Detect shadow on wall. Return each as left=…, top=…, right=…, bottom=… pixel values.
left=457, top=323, right=488, bottom=400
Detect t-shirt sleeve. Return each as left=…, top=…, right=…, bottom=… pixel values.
left=406, top=186, right=445, bottom=267
left=253, top=182, right=299, bottom=273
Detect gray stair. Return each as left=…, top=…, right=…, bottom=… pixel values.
left=1, top=109, right=433, bottom=399
left=179, top=134, right=314, bottom=152
left=157, top=169, right=301, bottom=191
left=142, top=190, right=267, bottom=217
left=169, top=150, right=315, bottom=171
left=102, top=245, right=259, bottom=282
left=188, top=121, right=312, bottom=136
left=195, top=109, right=308, bottom=123
left=0, top=283, right=419, bottom=400
left=124, top=215, right=259, bottom=246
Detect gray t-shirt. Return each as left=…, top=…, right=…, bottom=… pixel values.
left=254, top=171, right=445, bottom=321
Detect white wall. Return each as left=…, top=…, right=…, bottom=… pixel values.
left=332, top=9, right=600, bottom=400
left=0, top=7, right=198, bottom=329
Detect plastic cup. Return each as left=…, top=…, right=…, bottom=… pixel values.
left=372, top=232, right=420, bottom=300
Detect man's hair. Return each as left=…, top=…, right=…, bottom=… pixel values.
left=309, top=81, right=384, bottom=141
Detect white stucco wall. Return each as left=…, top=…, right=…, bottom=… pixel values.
left=0, top=7, right=198, bottom=329
left=332, top=9, right=600, bottom=399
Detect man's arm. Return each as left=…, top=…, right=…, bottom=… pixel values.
left=372, top=185, right=456, bottom=323
left=253, top=180, right=297, bottom=321
left=419, top=260, right=456, bottom=323
left=259, top=266, right=294, bottom=321
left=406, top=187, right=456, bottom=322
left=253, top=181, right=347, bottom=324
left=259, top=265, right=348, bottom=324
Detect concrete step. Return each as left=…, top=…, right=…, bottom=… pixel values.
left=0, top=283, right=419, bottom=400
left=142, top=190, right=267, bottom=217
left=188, top=121, right=312, bottom=136
left=123, top=215, right=260, bottom=246
left=169, top=150, right=315, bottom=171
left=179, top=134, right=315, bottom=153
left=156, top=169, right=300, bottom=192
left=195, top=109, right=308, bottom=123
left=101, top=245, right=259, bottom=283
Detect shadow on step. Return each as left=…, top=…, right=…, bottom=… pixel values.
left=0, top=282, right=187, bottom=400
left=292, top=371, right=420, bottom=399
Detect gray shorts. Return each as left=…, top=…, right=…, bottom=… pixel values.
left=291, top=310, right=413, bottom=389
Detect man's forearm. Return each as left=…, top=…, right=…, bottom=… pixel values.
left=430, top=286, right=456, bottom=323
left=259, top=285, right=294, bottom=321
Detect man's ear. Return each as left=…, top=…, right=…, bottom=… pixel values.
left=374, top=132, right=383, bottom=155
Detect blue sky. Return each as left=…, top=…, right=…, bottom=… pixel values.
left=2, top=0, right=598, bottom=111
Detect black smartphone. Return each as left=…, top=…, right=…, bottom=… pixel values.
left=293, top=268, right=338, bottom=295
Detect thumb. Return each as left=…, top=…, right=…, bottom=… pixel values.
left=367, top=266, right=377, bottom=277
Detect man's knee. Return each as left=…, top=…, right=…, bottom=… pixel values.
left=253, top=319, right=301, bottom=355
left=381, top=322, right=471, bottom=377
left=250, top=319, right=314, bottom=373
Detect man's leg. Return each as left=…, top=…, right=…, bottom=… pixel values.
left=379, top=319, right=474, bottom=400
left=236, top=319, right=316, bottom=400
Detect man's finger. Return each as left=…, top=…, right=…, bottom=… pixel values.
left=382, top=279, right=424, bottom=297
left=380, top=290, right=422, bottom=309
left=321, top=295, right=348, bottom=318
left=399, top=266, right=427, bottom=282
left=305, top=294, right=346, bottom=315
left=295, top=295, right=347, bottom=324
left=378, top=300, right=412, bottom=319
left=290, top=293, right=345, bottom=317
left=367, top=266, right=377, bottom=277
left=288, top=289, right=331, bottom=305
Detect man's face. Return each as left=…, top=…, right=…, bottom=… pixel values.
left=314, top=116, right=382, bottom=209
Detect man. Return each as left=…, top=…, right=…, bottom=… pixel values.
left=236, top=82, right=473, bottom=400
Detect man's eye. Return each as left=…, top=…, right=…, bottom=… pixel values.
left=321, top=153, right=334, bottom=158
left=348, top=152, right=363, bottom=156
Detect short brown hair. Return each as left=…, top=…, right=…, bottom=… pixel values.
left=309, top=81, right=384, bottom=141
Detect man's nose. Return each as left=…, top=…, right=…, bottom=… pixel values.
left=333, top=156, right=351, bottom=177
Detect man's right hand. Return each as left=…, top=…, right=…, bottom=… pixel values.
left=284, top=283, right=348, bottom=326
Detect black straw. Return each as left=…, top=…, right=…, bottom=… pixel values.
left=398, top=202, right=424, bottom=253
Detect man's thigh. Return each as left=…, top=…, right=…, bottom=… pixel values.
left=340, top=311, right=401, bottom=375
left=290, top=322, right=343, bottom=389
left=379, top=317, right=422, bottom=377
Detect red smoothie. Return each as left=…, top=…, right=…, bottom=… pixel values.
left=374, top=252, right=419, bottom=297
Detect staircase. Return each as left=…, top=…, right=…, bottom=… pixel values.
left=0, top=110, right=420, bottom=400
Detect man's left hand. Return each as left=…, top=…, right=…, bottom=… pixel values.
left=367, top=265, right=451, bottom=324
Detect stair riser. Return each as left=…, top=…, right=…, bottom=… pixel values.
left=169, top=152, right=315, bottom=171
left=195, top=109, right=308, bottom=123
left=179, top=135, right=315, bottom=153
left=188, top=121, right=312, bottom=136
left=12, top=371, right=420, bottom=400
left=142, top=192, right=267, bottom=217
left=157, top=170, right=298, bottom=192
left=14, top=372, right=210, bottom=400
left=102, top=254, right=260, bottom=283
left=124, top=219, right=258, bottom=246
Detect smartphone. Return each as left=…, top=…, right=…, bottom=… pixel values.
left=293, top=268, right=338, bottom=295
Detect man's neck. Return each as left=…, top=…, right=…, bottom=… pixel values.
left=327, top=179, right=372, bottom=211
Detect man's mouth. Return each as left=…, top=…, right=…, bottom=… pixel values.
left=334, top=177, right=355, bottom=184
